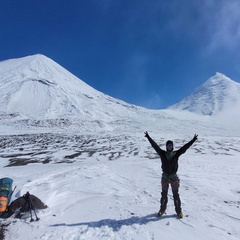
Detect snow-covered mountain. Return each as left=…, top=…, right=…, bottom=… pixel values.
left=168, top=72, right=240, bottom=116
left=0, top=54, right=155, bottom=132
left=1, top=56, right=240, bottom=240
left=0, top=54, right=141, bottom=119
left=1, top=55, right=240, bottom=135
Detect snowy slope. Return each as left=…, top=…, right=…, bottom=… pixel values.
left=0, top=55, right=240, bottom=240
left=0, top=54, right=157, bottom=133
left=1, top=55, right=240, bottom=135
left=1, top=132, right=240, bottom=240
left=1, top=55, right=187, bottom=133
left=168, top=72, right=240, bottom=116
left=0, top=54, right=142, bottom=120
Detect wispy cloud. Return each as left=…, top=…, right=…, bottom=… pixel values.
left=163, top=0, right=240, bottom=53
left=206, top=0, right=240, bottom=52
left=143, top=92, right=163, bottom=109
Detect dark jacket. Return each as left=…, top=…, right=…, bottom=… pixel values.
left=146, top=135, right=196, bottom=176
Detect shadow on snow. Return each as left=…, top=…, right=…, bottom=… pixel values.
left=50, top=213, right=175, bottom=231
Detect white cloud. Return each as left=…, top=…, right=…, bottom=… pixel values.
left=206, top=0, right=240, bottom=52
left=160, top=0, right=240, bottom=53
left=142, top=92, right=163, bottom=109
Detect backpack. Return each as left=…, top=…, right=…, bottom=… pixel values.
left=0, top=178, right=13, bottom=213
left=8, top=192, right=48, bottom=217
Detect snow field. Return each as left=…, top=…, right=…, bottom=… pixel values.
left=0, top=133, right=239, bottom=239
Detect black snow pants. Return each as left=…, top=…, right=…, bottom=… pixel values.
left=160, top=174, right=181, bottom=214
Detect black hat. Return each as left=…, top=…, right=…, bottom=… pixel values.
left=166, top=140, right=173, bottom=147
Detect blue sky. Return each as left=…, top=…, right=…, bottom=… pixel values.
left=1, top=0, right=240, bottom=109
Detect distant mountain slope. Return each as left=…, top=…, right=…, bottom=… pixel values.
left=168, top=72, right=240, bottom=116
left=0, top=54, right=142, bottom=120
left=1, top=55, right=240, bottom=135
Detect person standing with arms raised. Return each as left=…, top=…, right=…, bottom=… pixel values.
left=145, top=132, right=198, bottom=219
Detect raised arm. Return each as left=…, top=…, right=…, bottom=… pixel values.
left=176, top=134, right=198, bottom=157
left=144, top=131, right=163, bottom=155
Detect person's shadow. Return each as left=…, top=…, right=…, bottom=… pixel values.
left=50, top=213, right=175, bottom=231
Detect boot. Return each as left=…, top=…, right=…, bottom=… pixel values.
left=173, top=192, right=182, bottom=216
left=159, top=191, right=168, bottom=216
left=157, top=210, right=165, bottom=217
left=177, top=212, right=183, bottom=219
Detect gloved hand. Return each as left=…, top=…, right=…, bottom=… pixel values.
left=193, top=134, right=198, bottom=141
left=144, top=131, right=149, bottom=138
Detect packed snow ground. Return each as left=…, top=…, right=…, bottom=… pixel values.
left=1, top=131, right=240, bottom=240
left=1, top=54, right=240, bottom=240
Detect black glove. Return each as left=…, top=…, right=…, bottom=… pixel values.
left=193, top=134, right=198, bottom=141
left=144, top=131, right=149, bottom=138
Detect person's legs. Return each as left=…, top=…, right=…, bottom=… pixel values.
left=158, top=177, right=169, bottom=215
left=170, top=175, right=182, bottom=215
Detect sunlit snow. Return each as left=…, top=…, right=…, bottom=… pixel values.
left=0, top=55, right=240, bottom=240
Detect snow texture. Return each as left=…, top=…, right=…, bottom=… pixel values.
left=169, top=72, right=240, bottom=117
left=0, top=55, right=240, bottom=240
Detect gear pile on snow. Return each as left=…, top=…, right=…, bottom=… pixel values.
left=0, top=178, right=47, bottom=220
